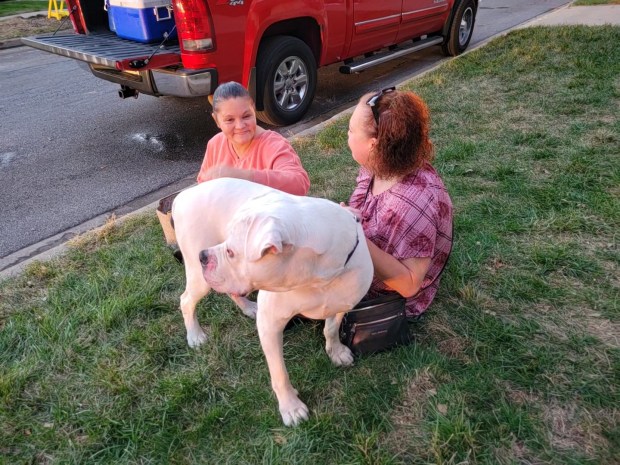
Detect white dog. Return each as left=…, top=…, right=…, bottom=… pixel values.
left=171, top=178, right=373, bottom=426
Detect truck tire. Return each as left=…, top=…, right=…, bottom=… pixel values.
left=441, top=0, right=476, bottom=57
left=256, top=36, right=317, bottom=126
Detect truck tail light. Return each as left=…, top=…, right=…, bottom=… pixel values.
left=172, top=0, right=215, bottom=55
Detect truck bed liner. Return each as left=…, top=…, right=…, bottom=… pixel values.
left=21, top=32, right=181, bottom=69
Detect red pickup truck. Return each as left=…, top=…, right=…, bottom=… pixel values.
left=23, top=0, right=478, bottom=126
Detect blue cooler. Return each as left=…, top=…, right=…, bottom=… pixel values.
left=106, top=0, right=177, bottom=43
left=105, top=0, right=116, bottom=32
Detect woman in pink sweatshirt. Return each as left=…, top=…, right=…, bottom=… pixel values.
left=196, top=81, right=310, bottom=196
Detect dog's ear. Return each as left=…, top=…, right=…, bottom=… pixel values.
left=247, top=229, right=283, bottom=261
left=233, top=212, right=291, bottom=262
left=259, top=242, right=281, bottom=258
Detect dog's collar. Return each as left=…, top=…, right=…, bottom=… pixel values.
left=344, top=233, right=360, bottom=267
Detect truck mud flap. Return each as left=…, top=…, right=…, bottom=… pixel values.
left=21, top=32, right=181, bottom=70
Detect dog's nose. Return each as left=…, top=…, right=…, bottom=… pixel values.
left=199, top=250, right=210, bottom=266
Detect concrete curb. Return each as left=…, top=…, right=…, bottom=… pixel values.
left=0, top=173, right=196, bottom=280
left=0, top=202, right=163, bottom=280
left=0, top=38, right=24, bottom=49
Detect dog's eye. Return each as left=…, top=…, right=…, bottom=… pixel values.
left=226, top=249, right=234, bottom=258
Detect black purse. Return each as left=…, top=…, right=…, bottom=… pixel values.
left=340, top=293, right=411, bottom=356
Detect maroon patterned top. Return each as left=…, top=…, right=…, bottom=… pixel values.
left=349, top=164, right=453, bottom=317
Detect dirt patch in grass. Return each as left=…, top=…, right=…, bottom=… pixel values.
left=423, top=314, right=473, bottom=362
left=381, top=368, right=437, bottom=459
left=526, top=291, right=619, bottom=349
left=503, top=382, right=541, bottom=406
left=67, top=214, right=120, bottom=251
left=0, top=15, right=72, bottom=42
left=563, top=307, right=620, bottom=349
left=543, top=402, right=611, bottom=459
left=582, top=313, right=620, bottom=348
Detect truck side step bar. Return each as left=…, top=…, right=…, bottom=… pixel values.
left=21, top=32, right=180, bottom=69
left=339, top=36, right=444, bottom=74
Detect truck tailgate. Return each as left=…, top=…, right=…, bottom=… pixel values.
left=21, top=32, right=181, bottom=69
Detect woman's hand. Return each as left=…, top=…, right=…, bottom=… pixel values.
left=340, top=202, right=362, bottom=222
left=201, top=166, right=253, bottom=182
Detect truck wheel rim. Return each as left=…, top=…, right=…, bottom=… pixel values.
left=273, top=55, right=308, bottom=111
left=459, top=7, right=474, bottom=47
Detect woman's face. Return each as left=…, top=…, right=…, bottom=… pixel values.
left=212, top=96, right=257, bottom=147
left=348, top=103, right=376, bottom=168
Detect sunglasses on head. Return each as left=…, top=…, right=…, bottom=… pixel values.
left=366, top=86, right=396, bottom=125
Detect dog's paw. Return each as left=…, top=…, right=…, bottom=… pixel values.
left=327, top=343, right=354, bottom=366
left=187, top=329, right=208, bottom=348
left=280, top=399, right=310, bottom=427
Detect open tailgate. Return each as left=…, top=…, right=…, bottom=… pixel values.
left=21, top=32, right=181, bottom=70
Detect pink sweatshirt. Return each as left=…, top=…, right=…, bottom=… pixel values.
left=196, top=130, right=310, bottom=196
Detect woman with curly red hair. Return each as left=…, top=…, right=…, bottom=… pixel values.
left=346, top=87, right=453, bottom=318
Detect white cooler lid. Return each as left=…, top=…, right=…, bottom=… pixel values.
left=108, top=0, right=172, bottom=9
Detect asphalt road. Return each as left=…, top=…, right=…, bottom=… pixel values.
left=0, top=0, right=570, bottom=269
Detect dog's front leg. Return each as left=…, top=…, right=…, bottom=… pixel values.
left=229, top=294, right=257, bottom=319
left=180, top=290, right=208, bottom=347
left=180, top=261, right=210, bottom=348
left=324, top=312, right=354, bottom=366
left=256, top=294, right=309, bottom=427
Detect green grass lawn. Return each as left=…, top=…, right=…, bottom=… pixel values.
left=1, top=26, right=619, bottom=464
left=573, top=0, right=620, bottom=5
left=0, top=0, right=49, bottom=17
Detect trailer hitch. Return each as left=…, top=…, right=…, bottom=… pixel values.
left=118, top=85, right=139, bottom=99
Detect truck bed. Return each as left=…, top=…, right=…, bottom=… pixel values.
left=21, top=31, right=181, bottom=69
